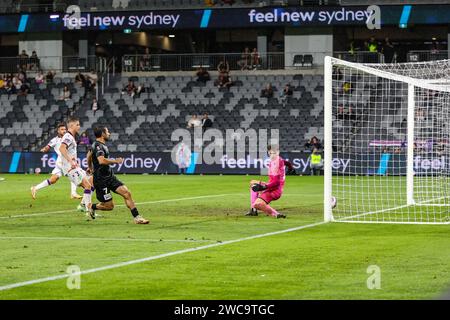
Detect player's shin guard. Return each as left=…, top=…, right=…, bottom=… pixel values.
left=82, top=189, right=92, bottom=208
left=35, top=179, right=51, bottom=191
left=70, top=182, right=78, bottom=195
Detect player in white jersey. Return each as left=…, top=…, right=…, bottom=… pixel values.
left=31, top=123, right=82, bottom=200
left=59, top=116, right=95, bottom=219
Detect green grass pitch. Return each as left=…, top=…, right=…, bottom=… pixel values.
left=0, top=173, right=449, bottom=299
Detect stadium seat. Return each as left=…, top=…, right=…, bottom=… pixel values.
left=293, top=55, right=304, bottom=67
left=303, top=55, right=314, bottom=67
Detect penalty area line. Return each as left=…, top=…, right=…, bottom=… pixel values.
left=0, top=220, right=327, bottom=292
left=0, top=193, right=245, bottom=220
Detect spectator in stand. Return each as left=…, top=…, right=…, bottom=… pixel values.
left=92, top=97, right=99, bottom=115
left=216, top=59, right=232, bottom=88
left=431, top=39, right=440, bottom=53
left=348, top=41, right=356, bottom=55
left=18, top=68, right=27, bottom=83
left=78, top=131, right=91, bottom=146
left=12, top=74, right=22, bottom=92
left=196, top=67, right=210, bottom=83
left=45, top=70, right=55, bottom=84
left=345, top=106, right=355, bottom=121
left=216, top=71, right=232, bottom=89
left=367, top=37, right=378, bottom=52
left=35, top=70, right=44, bottom=84
left=18, top=82, right=29, bottom=97
left=333, top=67, right=343, bottom=80
left=201, top=113, right=213, bottom=132
left=217, top=60, right=229, bottom=74
left=238, top=47, right=251, bottom=70
left=347, top=105, right=356, bottom=121
left=18, top=50, right=29, bottom=70
left=87, top=69, right=98, bottom=90
left=261, top=83, right=274, bottom=99
left=343, top=81, right=352, bottom=95
left=75, top=72, right=85, bottom=85
left=205, top=0, right=216, bottom=7
left=415, top=108, right=425, bottom=121
left=59, top=85, right=71, bottom=101
left=135, top=84, right=143, bottom=98
left=251, top=48, right=261, bottom=69
left=280, top=84, right=293, bottom=100
left=305, top=136, right=322, bottom=151
left=308, top=148, right=323, bottom=176
left=187, top=114, right=202, bottom=128
left=78, top=131, right=92, bottom=152
left=75, top=71, right=93, bottom=97
left=5, top=79, right=15, bottom=95
left=382, top=37, right=395, bottom=63
left=0, top=75, right=4, bottom=89
left=430, top=39, right=441, bottom=61
left=337, top=105, right=345, bottom=119
left=29, top=51, right=39, bottom=71
left=139, top=48, right=151, bottom=71
left=122, top=80, right=137, bottom=97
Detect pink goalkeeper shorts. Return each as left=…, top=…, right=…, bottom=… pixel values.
left=258, top=188, right=283, bottom=204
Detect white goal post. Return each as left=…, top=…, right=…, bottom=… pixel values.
left=324, top=56, right=450, bottom=224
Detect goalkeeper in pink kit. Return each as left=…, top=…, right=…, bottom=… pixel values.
left=246, top=145, right=294, bottom=218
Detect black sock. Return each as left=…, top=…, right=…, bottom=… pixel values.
left=92, top=203, right=97, bottom=210
left=131, top=207, right=139, bottom=218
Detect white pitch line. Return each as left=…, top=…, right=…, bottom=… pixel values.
left=0, top=236, right=215, bottom=243
left=0, top=220, right=327, bottom=292
left=0, top=193, right=245, bottom=220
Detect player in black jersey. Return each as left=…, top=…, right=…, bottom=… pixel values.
left=87, top=126, right=149, bottom=224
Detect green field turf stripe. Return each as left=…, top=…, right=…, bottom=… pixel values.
left=0, top=220, right=327, bottom=291
left=0, top=193, right=244, bottom=219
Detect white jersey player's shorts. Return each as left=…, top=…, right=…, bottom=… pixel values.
left=51, top=166, right=63, bottom=177
left=51, top=158, right=64, bottom=178
left=67, top=167, right=87, bottom=186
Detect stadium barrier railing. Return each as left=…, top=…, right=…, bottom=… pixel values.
left=333, top=51, right=385, bottom=64
left=407, top=50, right=449, bottom=63
left=0, top=2, right=68, bottom=13
left=121, top=52, right=330, bottom=72
left=122, top=52, right=286, bottom=72
left=0, top=55, right=103, bottom=74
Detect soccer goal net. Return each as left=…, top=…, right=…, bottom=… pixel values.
left=324, top=56, right=450, bottom=224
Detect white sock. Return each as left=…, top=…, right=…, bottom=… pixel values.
left=82, top=190, right=92, bottom=208
left=35, top=179, right=51, bottom=191
left=71, top=182, right=78, bottom=195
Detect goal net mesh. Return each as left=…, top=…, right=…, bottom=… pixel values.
left=328, top=57, right=450, bottom=224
